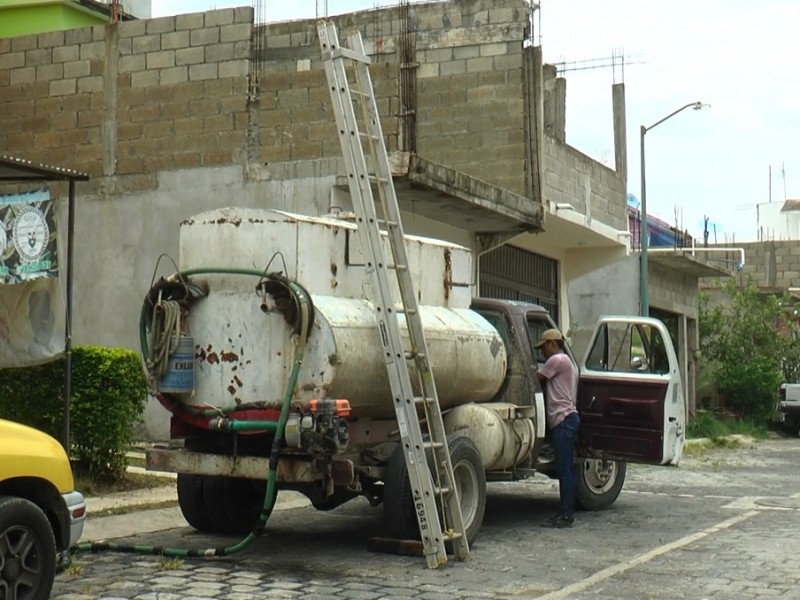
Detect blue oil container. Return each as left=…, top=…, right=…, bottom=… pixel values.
left=158, top=336, right=194, bottom=395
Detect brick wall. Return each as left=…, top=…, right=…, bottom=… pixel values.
left=257, top=0, right=530, bottom=195
left=543, top=138, right=627, bottom=231
left=699, top=240, right=800, bottom=290
left=0, top=7, right=253, bottom=192
left=1, top=26, right=107, bottom=178
left=651, top=261, right=699, bottom=318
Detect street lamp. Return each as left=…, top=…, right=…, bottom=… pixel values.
left=639, top=101, right=708, bottom=317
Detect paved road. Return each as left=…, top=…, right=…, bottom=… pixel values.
left=53, top=436, right=800, bottom=599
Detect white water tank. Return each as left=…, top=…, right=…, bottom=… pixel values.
left=178, top=208, right=507, bottom=417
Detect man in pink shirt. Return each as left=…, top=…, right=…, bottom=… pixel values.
left=535, top=328, right=580, bottom=528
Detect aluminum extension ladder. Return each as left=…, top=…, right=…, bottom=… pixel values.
left=317, top=21, right=469, bottom=568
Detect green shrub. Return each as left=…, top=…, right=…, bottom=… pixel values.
left=0, top=346, right=146, bottom=481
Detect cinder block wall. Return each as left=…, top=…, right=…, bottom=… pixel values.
left=701, top=240, right=800, bottom=290
left=542, top=139, right=627, bottom=231
left=650, top=262, right=700, bottom=318
left=0, top=7, right=254, bottom=191
left=1, top=26, right=107, bottom=177
left=258, top=0, right=530, bottom=195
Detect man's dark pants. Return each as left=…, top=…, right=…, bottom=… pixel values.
left=552, top=412, right=580, bottom=518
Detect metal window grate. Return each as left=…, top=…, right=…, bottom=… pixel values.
left=480, top=245, right=559, bottom=323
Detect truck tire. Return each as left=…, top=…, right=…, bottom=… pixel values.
left=575, top=458, right=626, bottom=510
left=203, top=477, right=269, bottom=534
left=0, top=495, right=57, bottom=600
left=384, top=436, right=486, bottom=545
left=177, top=474, right=214, bottom=532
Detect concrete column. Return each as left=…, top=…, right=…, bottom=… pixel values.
left=612, top=82, right=627, bottom=184
left=543, top=64, right=566, bottom=142
left=102, top=23, right=119, bottom=181
left=523, top=46, right=544, bottom=207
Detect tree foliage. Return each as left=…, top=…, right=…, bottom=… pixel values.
left=699, top=278, right=800, bottom=421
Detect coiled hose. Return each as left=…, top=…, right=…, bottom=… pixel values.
left=72, top=269, right=312, bottom=559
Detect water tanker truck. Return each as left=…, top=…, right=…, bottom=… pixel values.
left=144, top=207, right=686, bottom=543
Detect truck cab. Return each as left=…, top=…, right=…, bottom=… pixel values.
left=471, top=299, right=686, bottom=509
left=0, top=419, right=86, bottom=598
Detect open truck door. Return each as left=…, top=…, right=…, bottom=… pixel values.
left=577, top=316, right=685, bottom=466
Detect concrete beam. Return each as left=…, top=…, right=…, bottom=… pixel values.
left=334, top=151, right=544, bottom=234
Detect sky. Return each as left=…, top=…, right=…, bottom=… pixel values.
left=150, top=0, right=800, bottom=243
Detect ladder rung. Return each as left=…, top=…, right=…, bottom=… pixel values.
left=368, top=174, right=391, bottom=184
left=443, top=531, right=464, bottom=542
left=434, top=486, right=452, bottom=496
left=331, top=46, right=371, bottom=64
left=359, top=131, right=381, bottom=141
left=423, top=440, right=445, bottom=450
left=414, top=395, right=433, bottom=405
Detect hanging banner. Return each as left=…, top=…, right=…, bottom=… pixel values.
left=0, top=188, right=64, bottom=368
left=0, top=189, right=58, bottom=285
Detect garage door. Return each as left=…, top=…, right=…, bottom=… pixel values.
left=479, top=245, right=559, bottom=323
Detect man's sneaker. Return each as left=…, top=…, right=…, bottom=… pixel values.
left=541, top=514, right=574, bottom=528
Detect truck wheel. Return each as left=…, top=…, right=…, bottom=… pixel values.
left=0, top=496, right=57, bottom=600
left=384, top=436, right=486, bottom=545
left=177, top=474, right=214, bottom=532
left=203, top=477, right=270, bottom=534
left=575, top=458, right=626, bottom=510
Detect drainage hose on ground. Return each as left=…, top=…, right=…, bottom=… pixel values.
left=71, top=269, right=311, bottom=559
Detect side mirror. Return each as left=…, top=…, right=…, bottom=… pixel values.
left=630, top=356, right=648, bottom=371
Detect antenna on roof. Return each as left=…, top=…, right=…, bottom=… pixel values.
left=553, top=50, right=645, bottom=83
left=783, top=162, right=788, bottom=202
left=769, top=164, right=772, bottom=203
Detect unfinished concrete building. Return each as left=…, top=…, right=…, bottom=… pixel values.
left=0, top=0, right=726, bottom=432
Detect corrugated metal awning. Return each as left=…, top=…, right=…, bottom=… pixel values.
left=0, top=154, right=89, bottom=182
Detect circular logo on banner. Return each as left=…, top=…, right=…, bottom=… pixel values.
left=12, top=206, right=49, bottom=262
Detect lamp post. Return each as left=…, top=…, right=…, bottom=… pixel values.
left=639, top=101, right=707, bottom=317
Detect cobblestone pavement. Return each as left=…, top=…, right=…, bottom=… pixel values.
left=53, top=436, right=800, bottom=599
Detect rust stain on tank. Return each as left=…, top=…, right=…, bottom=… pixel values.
left=234, top=375, right=243, bottom=388
left=443, top=248, right=452, bottom=302
left=227, top=385, right=236, bottom=395
left=207, top=352, right=220, bottom=364
left=221, top=351, right=239, bottom=362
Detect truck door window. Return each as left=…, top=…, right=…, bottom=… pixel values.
left=526, top=317, right=552, bottom=363
left=586, top=322, right=669, bottom=375
left=585, top=324, right=608, bottom=370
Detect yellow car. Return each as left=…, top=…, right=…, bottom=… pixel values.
left=0, top=418, right=85, bottom=599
